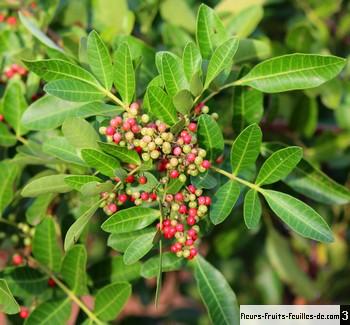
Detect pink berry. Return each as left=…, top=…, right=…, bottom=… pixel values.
left=173, top=147, right=182, bottom=156
left=176, top=223, right=184, bottom=232
left=140, top=192, right=149, bottom=201
left=201, top=160, right=211, bottom=169
left=19, top=306, right=29, bottom=319
left=130, top=102, right=139, bottom=111
left=185, top=239, right=193, bottom=246
left=12, top=254, right=23, bottom=266
left=118, top=193, right=128, bottom=203
left=122, top=122, right=130, bottom=131
left=174, top=193, right=184, bottom=201
left=171, top=244, right=178, bottom=253
left=158, top=123, right=167, bottom=133
left=17, top=66, right=27, bottom=76
left=188, top=208, right=197, bottom=217
left=113, top=133, right=122, bottom=143
left=115, top=116, right=123, bottom=125
left=187, top=229, right=197, bottom=238
left=189, top=247, right=198, bottom=258
left=6, top=16, right=17, bottom=26
left=165, top=194, right=174, bottom=202
left=106, top=126, right=115, bottom=136
left=180, top=130, right=188, bottom=137
left=110, top=118, right=118, bottom=127
left=170, top=170, right=179, bottom=179
left=183, top=134, right=192, bottom=144
left=150, top=193, right=157, bottom=201
left=198, top=196, right=206, bottom=205
left=139, top=176, right=147, bottom=184
left=108, top=203, right=117, bottom=213
left=179, top=205, right=187, bottom=214
left=188, top=122, right=197, bottom=132
left=127, top=118, right=136, bottom=126
left=187, top=216, right=196, bottom=226
left=163, top=219, right=171, bottom=227
left=5, top=68, right=14, bottom=78
left=188, top=185, right=196, bottom=194
left=186, top=153, right=196, bottom=163
left=0, top=114, right=4, bottom=122
left=131, top=125, right=140, bottom=133
left=205, top=196, right=212, bottom=205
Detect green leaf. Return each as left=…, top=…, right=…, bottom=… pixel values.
left=166, top=178, right=186, bottom=194
left=3, top=81, right=27, bottom=136
left=87, top=30, right=113, bottom=89
left=196, top=4, right=227, bottom=59
left=80, top=181, right=113, bottom=197
left=32, top=218, right=62, bottom=272
left=21, top=174, right=72, bottom=197
left=94, top=282, right=131, bottom=321
left=123, top=231, right=156, bottom=265
left=0, top=124, right=16, bottom=147
left=81, top=149, right=120, bottom=177
left=266, top=228, right=318, bottom=300
left=191, top=171, right=218, bottom=189
left=232, top=87, right=263, bottom=133
left=64, top=201, right=100, bottom=251
left=193, top=255, right=239, bottom=325
left=141, top=252, right=184, bottom=278
left=43, top=137, right=86, bottom=166
left=111, top=256, right=141, bottom=282
left=204, top=38, right=239, bottom=89
left=98, top=142, right=141, bottom=165
left=62, top=117, right=99, bottom=150
left=183, top=42, right=202, bottom=82
left=113, top=42, right=135, bottom=104
left=243, top=189, right=262, bottom=229
left=61, top=245, right=88, bottom=295
left=22, top=95, right=121, bottom=131
left=108, top=228, right=155, bottom=252
left=0, top=162, right=19, bottom=217
left=64, top=175, right=101, bottom=191
left=263, top=190, right=333, bottom=243
left=102, top=207, right=160, bottom=234
left=234, top=38, right=271, bottom=64
left=24, top=299, right=71, bottom=325
left=147, top=86, right=178, bottom=125
left=157, top=52, right=189, bottom=97
left=197, top=114, right=224, bottom=160
left=26, top=194, right=55, bottom=226
left=44, top=79, right=105, bottom=102
left=0, top=279, right=19, bottom=314
left=236, top=54, right=346, bottom=93
left=173, top=89, right=193, bottom=115
left=210, top=180, right=240, bottom=225
left=256, top=147, right=303, bottom=185
left=190, top=71, right=203, bottom=96
left=230, top=123, right=262, bottom=176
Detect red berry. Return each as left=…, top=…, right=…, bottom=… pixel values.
left=163, top=219, right=171, bottom=227
left=5, top=68, right=14, bottom=78
left=165, top=194, right=174, bottom=202
left=189, top=247, right=198, bottom=258
left=139, top=176, right=147, bottom=184
left=185, top=239, right=194, bottom=246
left=158, top=159, right=168, bottom=172
left=130, top=196, right=135, bottom=202
left=201, top=160, right=211, bottom=169
left=180, top=130, right=188, bottom=137
left=188, top=208, right=197, bottom=217
left=179, top=205, right=187, bottom=214
left=134, top=146, right=142, bottom=154
left=131, top=125, right=140, bottom=133
left=187, top=229, right=197, bottom=238
left=170, top=170, right=179, bottom=179
left=17, top=66, right=27, bottom=75
left=198, top=196, right=206, bottom=205
left=176, top=223, right=184, bottom=232
left=0, top=114, right=4, bottom=122
left=108, top=203, right=117, bottom=213
left=140, top=192, right=149, bottom=201
left=113, top=132, right=122, bottom=144
left=186, top=153, right=196, bottom=163
left=122, top=122, right=130, bottom=131
left=118, top=193, right=128, bottom=203
left=125, top=175, right=135, bottom=183
left=183, top=134, right=192, bottom=144
left=0, top=14, right=5, bottom=22
left=6, top=16, right=17, bottom=26
left=187, top=216, right=196, bottom=226
left=171, top=244, right=178, bottom=253
left=106, top=126, right=115, bottom=136
left=188, top=122, right=197, bottom=132
left=216, top=155, right=224, bottom=164
left=205, top=196, right=212, bottom=206
left=19, top=306, right=29, bottom=319
left=188, top=185, right=196, bottom=194
left=174, top=192, right=184, bottom=201
left=48, top=278, right=56, bottom=287
left=12, top=254, right=23, bottom=266
left=150, top=193, right=157, bottom=201
left=127, top=118, right=136, bottom=126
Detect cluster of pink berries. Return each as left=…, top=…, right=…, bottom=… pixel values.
left=1, top=63, right=27, bottom=80
left=157, top=185, right=211, bottom=260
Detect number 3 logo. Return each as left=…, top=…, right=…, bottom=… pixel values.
left=342, top=310, right=349, bottom=321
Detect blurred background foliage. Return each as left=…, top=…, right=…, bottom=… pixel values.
left=1, top=0, right=350, bottom=323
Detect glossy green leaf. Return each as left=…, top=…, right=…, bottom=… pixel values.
left=0, top=279, right=19, bottom=314
left=64, top=175, right=101, bottom=191
left=123, top=231, right=156, bottom=265
left=235, top=38, right=271, bottom=64
left=22, top=95, right=121, bottom=131
left=44, top=79, right=105, bottom=102
left=196, top=4, right=227, bottom=59
left=191, top=171, right=218, bottom=189
left=141, top=252, right=184, bottom=278
left=94, top=282, right=131, bottom=321
left=230, top=123, right=261, bottom=176
left=256, top=147, right=303, bottom=185
left=263, top=190, right=333, bottom=243
left=111, top=256, right=141, bottom=282
left=98, top=142, right=141, bottom=165
left=32, top=218, right=62, bottom=272
left=87, top=30, right=113, bottom=89
left=80, top=181, right=113, bottom=197
left=21, top=174, right=72, bottom=197
left=190, top=71, right=203, bottom=96
left=62, top=117, right=99, bottom=150
left=61, top=245, right=88, bottom=294
left=108, top=228, right=155, bottom=252
left=0, top=124, right=16, bottom=147
left=210, top=180, right=240, bottom=224
left=204, top=38, right=239, bottom=89
left=232, top=87, right=263, bottom=133
left=147, top=86, right=178, bottom=125
left=24, top=299, right=71, bottom=325
left=197, top=114, right=224, bottom=160
left=102, top=207, right=160, bottom=234
left=114, top=42, right=135, bottom=104
left=26, top=193, right=55, bottom=226
left=236, top=54, right=346, bottom=93
left=183, top=42, right=202, bottom=82
left=193, top=255, right=239, bottom=325
left=0, top=162, right=19, bottom=217
left=157, top=52, right=189, bottom=96
left=173, top=89, right=193, bottom=115
left=243, top=189, right=262, bottom=229
left=64, top=201, right=100, bottom=251
left=81, top=149, right=120, bottom=177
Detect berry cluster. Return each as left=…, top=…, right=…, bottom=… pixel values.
left=1, top=63, right=27, bottom=80
left=157, top=185, right=211, bottom=260
left=0, top=13, right=17, bottom=26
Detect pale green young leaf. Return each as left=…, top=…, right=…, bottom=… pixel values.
left=210, top=180, right=240, bottom=225
left=44, top=79, right=105, bottom=102
left=157, top=52, right=189, bottom=97
left=243, top=189, right=262, bottom=229
left=236, top=54, right=346, bottom=93
left=141, top=252, right=184, bottom=278
left=0, top=279, right=20, bottom=315
left=263, top=190, right=333, bottom=242
left=101, top=207, right=160, bottom=234
left=204, top=38, right=239, bottom=89
left=26, top=193, right=55, bottom=226
left=80, top=181, right=113, bottom=197
left=32, top=218, right=62, bottom=272
left=193, top=255, right=239, bottom=325
left=108, top=228, right=155, bottom=252
left=197, top=114, right=224, bottom=160
left=113, top=42, right=135, bottom=104
left=173, top=89, right=193, bottom=115
left=64, top=175, right=101, bottom=191
left=256, top=147, right=303, bottom=185
left=123, top=231, right=156, bottom=265
left=87, top=30, right=113, bottom=89
left=98, top=142, right=141, bottom=165
left=234, top=38, right=271, bottom=64
left=230, top=124, right=262, bottom=176
left=81, top=149, right=120, bottom=177
left=190, top=71, right=203, bottom=96
left=0, top=162, right=19, bottom=217
left=147, top=86, right=178, bottom=125
left=62, top=117, right=99, bottom=150
left=183, top=42, right=202, bottom=82
left=94, top=282, right=131, bottom=321
left=61, top=245, right=88, bottom=295
left=21, top=174, right=72, bottom=197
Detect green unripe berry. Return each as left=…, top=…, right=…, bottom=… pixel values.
left=167, top=133, right=174, bottom=142
left=11, top=234, right=19, bottom=244
left=172, top=203, right=179, bottom=211
left=141, top=114, right=150, bottom=124
left=202, top=106, right=209, bottom=113
left=211, top=112, right=219, bottom=120
left=155, top=137, right=163, bottom=145
left=176, top=251, right=183, bottom=257
left=183, top=145, right=191, bottom=153
left=148, top=142, right=156, bottom=151
left=183, top=249, right=190, bottom=258
left=189, top=201, right=197, bottom=208
left=198, top=166, right=206, bottom=173
left=150, top=150, right=160, bottom=159
left=195, top=189, right=203, bottom=196
left=133, top=139, right=140, bottom=147
left=170, top=158, right=178, bottom=167
left=162, top=142, right=171, bottom=154
left=189, top=194, right=196, bottom=201
left=142, top=153, right=150, bottom=161
left=190, top=170, right=199, bottom=176
left=135, top=198, right=142, bottom=206
left=141, top=128, right=147, bottom=135
left=119, top=141, right=126, bottom=147
left=161, top=132, right=168, bottom=140
left=99, top=126, right=107, bottom=135
left=24, top=237, right=31, bottom=246
left=146, top=128, right=154, bottom=136
left=198, top=205, right=208, bottom=214
left=125, top=131, right=134, bottom=141
left=198, top=149, right=206, bottom=158
left=193, top=225, right=200, bottom=232
left=29, top=228, right=35, bottom=237
left=107, top=136, right=113, bottom=143
left=178, top=236, right=186, bottom=244
left=126, top=189, right=132, bottom=195
left=195, top=157, right=203, bottom=165
left=179, top=174, right=187, bottom=182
